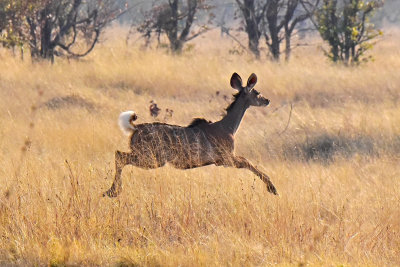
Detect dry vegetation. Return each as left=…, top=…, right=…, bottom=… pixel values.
left=0, top=27, right=400, bottom=266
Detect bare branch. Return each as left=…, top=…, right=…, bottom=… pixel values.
left=58, top=28, right=100, bottom=58
left=185, top=26, right=210, bottom=41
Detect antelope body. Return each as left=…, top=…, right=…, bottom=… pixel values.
left=104, top=73, right=278, bottom=197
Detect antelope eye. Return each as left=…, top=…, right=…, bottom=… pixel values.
left=253, top=90, right=260, bottom=95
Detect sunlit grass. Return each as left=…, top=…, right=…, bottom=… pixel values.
left=0, top=27, right=399, bottom=266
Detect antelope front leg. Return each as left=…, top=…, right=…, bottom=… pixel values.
left=222, top=156, right=278, bottom=195
left=103, top=150, right=129, bottom=198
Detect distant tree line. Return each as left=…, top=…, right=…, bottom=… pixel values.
left=0, top=0, right=385, bottom=65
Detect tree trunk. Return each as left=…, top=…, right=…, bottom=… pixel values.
left=351, top=44, right=356, bottom=63
left=247, top=26, right=260, bottom=58
left=329, top=0, right=339, bottom=62
left=331, top=42, right=339, bottom=62
left=268, top=25, right=280, bottom=61
left=267, top=1, right=280, bottom=61
left=40, top=20, right=54, bottom=60
left=241, top=0, right=261, bottom=58
left=38, top=7, right=55, bottom=62
left=167, top=0, right=180, bottom=53
left=171, top=39, right=184, bottom=53
left=27, top=17, right=39, bottom=59
left=285, top=30, right=291, bottom=62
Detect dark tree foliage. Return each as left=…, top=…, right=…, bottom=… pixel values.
left=0, top=0, right=29, bottom=51
left=138, top=0, right=213, bottom=53
left=316, top=0, right=383, bottom=65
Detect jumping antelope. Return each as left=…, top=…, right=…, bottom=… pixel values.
left=104, top=73, right=278, bottom=197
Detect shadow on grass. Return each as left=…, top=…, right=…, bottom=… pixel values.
left=284, top=133, right=375, bottom=163
left=42, top=95, right=96, bottom=111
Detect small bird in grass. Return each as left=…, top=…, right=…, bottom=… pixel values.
left=149, top=100, right=161, bottom=118
left=164, top=108, right=174, bottom=121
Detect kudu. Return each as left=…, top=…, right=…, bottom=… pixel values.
left=104, top=73, right=278, bottom=197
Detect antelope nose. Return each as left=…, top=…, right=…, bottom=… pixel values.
left=265, top=99, right=270, bottom=105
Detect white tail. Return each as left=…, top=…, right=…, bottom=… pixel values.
left=118, top=111, right=137, bottom=135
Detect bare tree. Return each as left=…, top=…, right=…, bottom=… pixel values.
left=282, top=0, right=320, bottom=61
left=264, top=0, right=319, bottom=61
left=235, top=0, right=318, bottom=61
left=1, top=0, right=125, bottom=62
left=235, top=0, right=268, bottom=58
left=138, top=0, right=213, bottom=53
left=263, top=0, right=282, bottom=60
left=27, top=0, right=125, bottom=62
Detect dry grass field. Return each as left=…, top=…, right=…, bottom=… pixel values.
left=0, top=27, right=400, bottom=266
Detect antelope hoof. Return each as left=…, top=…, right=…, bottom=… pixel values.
left=103, top=188, right=119, bottom=198
left=267, top=182, right=278, bottom=196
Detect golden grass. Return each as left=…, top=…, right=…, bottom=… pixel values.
left=0, top=27, right=400, bottom=266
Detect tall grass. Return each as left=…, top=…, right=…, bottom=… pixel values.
left=0, top=27, right=399, bottom=266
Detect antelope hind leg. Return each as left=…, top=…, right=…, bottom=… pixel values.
left=103, top=150, right=167, bottom=198
left=103, top=150, right=130, bottom=198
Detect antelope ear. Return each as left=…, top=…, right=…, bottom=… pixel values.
left=247, top=73, right=257, bottom=89
left=230, top=73, right=243, bottom=91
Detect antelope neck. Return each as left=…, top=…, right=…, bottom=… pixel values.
left=215, top=95, right=249, bottom=135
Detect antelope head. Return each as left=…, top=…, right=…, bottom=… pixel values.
left=230, top=73, right=270, bottom=107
